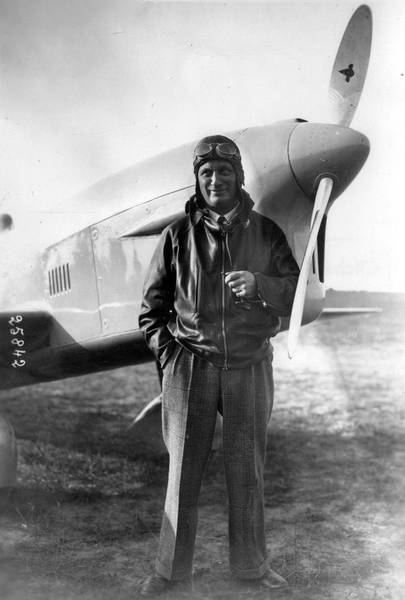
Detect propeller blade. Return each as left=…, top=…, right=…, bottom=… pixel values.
left=287, top=177, right=334, bottom=358
left=328, top=5, right=372, bottom=127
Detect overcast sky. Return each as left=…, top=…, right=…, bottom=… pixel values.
left=1, top=0, right=404, bottom=292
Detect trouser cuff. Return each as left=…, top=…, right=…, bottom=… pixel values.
left=155, top=559, right=192, bottom=582
left=231, top=559, right=268, bottom=580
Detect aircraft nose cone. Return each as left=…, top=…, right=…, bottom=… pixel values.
left=288, top=122, right=370, bottom=201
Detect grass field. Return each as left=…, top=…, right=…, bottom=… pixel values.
left=0, top=296, right=404, bottom=600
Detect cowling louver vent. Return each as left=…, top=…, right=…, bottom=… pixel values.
left=48, top=263, right=71, bottom=296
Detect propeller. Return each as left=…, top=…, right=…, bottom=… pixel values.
left=328, top=5, right=372, bottom=127
left=287, top=5, right=372, bottom=357
left=287, top=177, right=333, bottom=359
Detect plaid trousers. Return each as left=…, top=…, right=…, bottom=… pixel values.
left=155, top=344, right=274, bottom=580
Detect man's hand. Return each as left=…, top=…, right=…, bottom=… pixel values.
left=225, top=271, right=257, bottom=299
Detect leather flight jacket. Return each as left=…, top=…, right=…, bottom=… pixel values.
left=139, top=191, right=299, bottom=369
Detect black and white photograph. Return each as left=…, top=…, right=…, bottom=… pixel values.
left=0, top=1, right=404, bottom=599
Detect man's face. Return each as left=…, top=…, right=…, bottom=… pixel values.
left=197, top=160, right=238, bottom=214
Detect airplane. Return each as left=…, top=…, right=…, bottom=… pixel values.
left=0, top=5, right=373, bottom=486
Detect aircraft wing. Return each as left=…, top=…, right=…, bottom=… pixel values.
left=320, top=307, right=382, bottom=319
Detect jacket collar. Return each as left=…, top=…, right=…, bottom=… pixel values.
left=185, top=189, right=254, bottom=230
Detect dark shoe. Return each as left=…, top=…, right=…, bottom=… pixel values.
left=257, top=568, right=288, bottom=589
left=140, top=573, right=171, bottom=597
left=139, top=573, right=192, bottom=597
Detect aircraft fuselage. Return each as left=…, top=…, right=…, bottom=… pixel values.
left=0, top=120, right=369, bottom=390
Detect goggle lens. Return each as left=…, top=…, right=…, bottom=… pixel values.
left=194, top=142, right=240, bottom=160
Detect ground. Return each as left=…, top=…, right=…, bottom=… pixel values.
left=0, top=297, right=404, bottom=600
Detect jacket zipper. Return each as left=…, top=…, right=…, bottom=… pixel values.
left=221, top=232, right=229, bottom=370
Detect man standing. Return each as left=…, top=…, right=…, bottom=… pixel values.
left=139, top=135, right=299, bottom=596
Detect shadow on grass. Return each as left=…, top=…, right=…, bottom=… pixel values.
left=0, top=424, right=399, bottom=599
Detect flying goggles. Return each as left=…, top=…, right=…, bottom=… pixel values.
left=193, top=142, right=241, bottom=162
